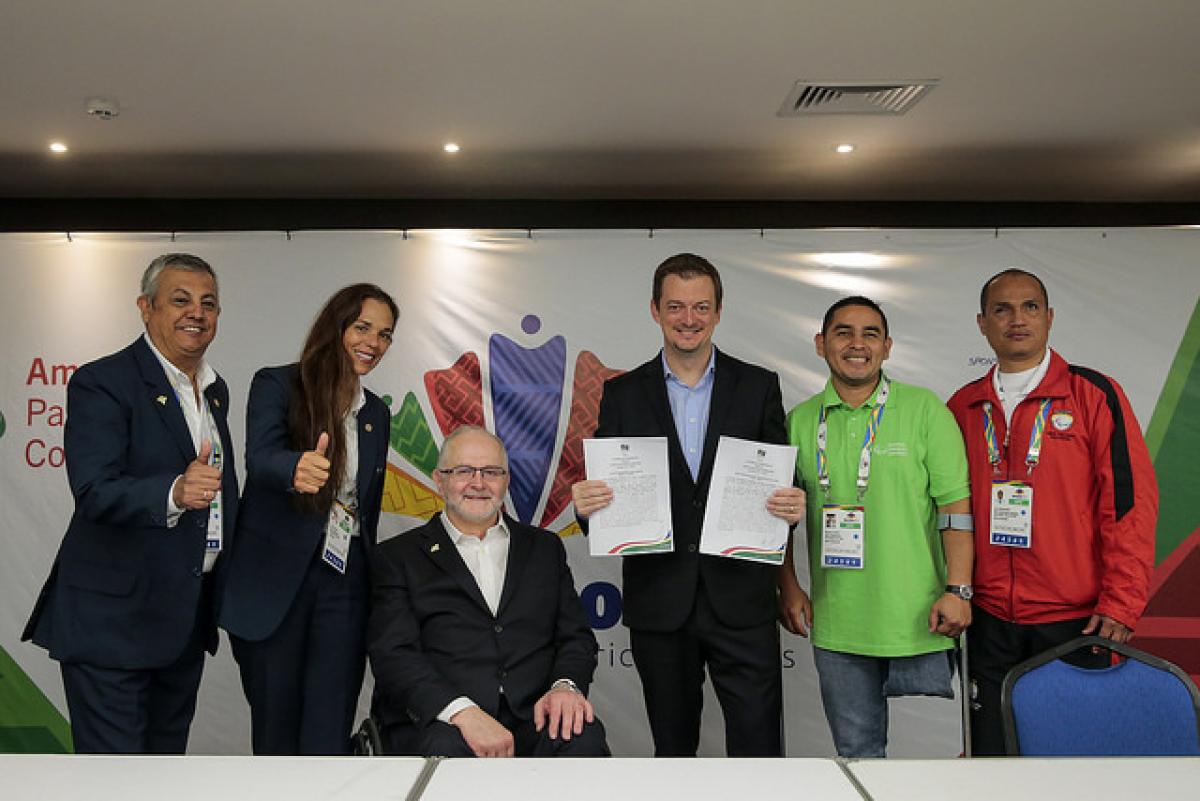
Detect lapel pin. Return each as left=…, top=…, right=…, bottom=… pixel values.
left=156, top=395, right=168, bottom=406
left=212, top=397, right=220, bottom=408
left=365, top=423, right=373, bottom=432
left=430, top=543, right=440, bottom=553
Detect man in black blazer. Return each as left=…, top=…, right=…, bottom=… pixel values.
left=572, top=253, right=808, bottom=757
left=23, top=254, right=238, bottom=753
left=368, top=426, right=608, bottom=757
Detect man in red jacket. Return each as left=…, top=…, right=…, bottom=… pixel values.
left=947, top=268, right=1158, bottom=756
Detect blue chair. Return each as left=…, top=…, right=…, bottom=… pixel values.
left=1001, top=635, right=1200, bottom=756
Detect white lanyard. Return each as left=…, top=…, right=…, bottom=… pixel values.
left=816, top=378, right=889, bottom=502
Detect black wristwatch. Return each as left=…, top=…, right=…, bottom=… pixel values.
left=945, top=584, right=974, bottom=600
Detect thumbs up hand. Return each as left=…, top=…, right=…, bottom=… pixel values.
left=174, top=438, right=224, bottom=510
left=294, top=432, right=332, bottom=494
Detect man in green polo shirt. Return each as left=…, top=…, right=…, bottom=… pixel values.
left=780, top=295, right=973, bottom=758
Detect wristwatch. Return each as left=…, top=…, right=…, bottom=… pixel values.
left=551, top=678, right=582, bottom=694
left=945, top=584, right=974, bottom=600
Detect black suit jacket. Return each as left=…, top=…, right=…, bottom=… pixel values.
left=368, top=513, right=597, bottom=729
left=594, top=348, right=787, bottom=632
left=218, top=364, right=390, bottom=641
left=23, top=337, right=239, bottom=669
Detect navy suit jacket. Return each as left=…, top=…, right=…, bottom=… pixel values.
left=368, top=513, right=598, bottom=728
left=593, top=347, right=788, bottom=632
left=218, top=364, right=390, bottom=642
left=23, top=337, right=239, bottom=669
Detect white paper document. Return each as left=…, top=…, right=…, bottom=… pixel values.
left=699, top=436, right=798, bottom=565
left=582, top=437, right=673, bottom=556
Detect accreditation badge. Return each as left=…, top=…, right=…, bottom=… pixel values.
left=321, top=501, right=355, bottom=573
left=205, top=490, right=223, bottom=554
left=204, top=428, right=223, bottom=555
left=821, top=505, right=865, bottom=569
left=989, top=480, right=1033, bottom=548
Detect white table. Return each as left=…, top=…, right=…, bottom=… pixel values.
left=419, top=757, right=864, bottom=801
left=14, top=753, right=1194, bottom=801
left=846, top=757, right=1200, bottom=801
left=0, top=754, right=426, bottom=801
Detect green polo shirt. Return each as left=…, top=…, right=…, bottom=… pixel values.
left=786, top=376, right=969, bottom=657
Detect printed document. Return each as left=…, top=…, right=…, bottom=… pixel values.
left=699, top=436, right=797, bottom=565
left=582, top=437, right=673, bottom=556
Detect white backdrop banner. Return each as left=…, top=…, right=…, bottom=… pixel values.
left=1, top=228, right=1197, bottom=756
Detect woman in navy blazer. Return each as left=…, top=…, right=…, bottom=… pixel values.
left=220, top=284, right=397, bottom=754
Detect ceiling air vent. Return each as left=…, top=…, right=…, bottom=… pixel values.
left=777, top=80, right=938, bottom=116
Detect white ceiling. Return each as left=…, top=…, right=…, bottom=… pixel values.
left=4, top=0, right=1200, bottom=201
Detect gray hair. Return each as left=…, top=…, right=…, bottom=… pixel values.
left=140, top=253, right=218, bottom=301
left=437, top=425, right=509, bottom=470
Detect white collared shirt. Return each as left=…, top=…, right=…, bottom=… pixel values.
left=993, top=347, right=1053, bottom=424
left=144, top=333, right=222, bottom=572
left=441, top=513, right=511, bottom=615
left=337, top=385, right=367, bottom=536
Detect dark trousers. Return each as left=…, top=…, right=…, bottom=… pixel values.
left=60, top=576, right=212, bottom=754
left=968, top=604, right=1108, bottom=756
left=385, top=695, right=610, bottom=758
left=231, top=537, right=368, bottom=755
left=629, top=587, right=783, bottom=757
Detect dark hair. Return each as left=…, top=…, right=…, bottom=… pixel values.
left=980, top=269, right=1049, bottom=313
left=288, top=284, right=399, bottom=516
left=652, top=253, right=724, bottom=309
left=821, top=295, right=889, bottom=338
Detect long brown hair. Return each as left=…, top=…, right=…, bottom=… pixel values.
left=288, top=284, right=398, bottom=516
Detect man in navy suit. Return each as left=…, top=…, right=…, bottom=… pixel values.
left=23, top=253, right=238, bottom=754
left=571, top=253, right=807, bottom=757
left=368, top=426, right=608, bottom=757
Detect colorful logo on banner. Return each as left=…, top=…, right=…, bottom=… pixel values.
left=0, top=645, right=72, bottom=753
left=1136, top=294, right=1200, bottom=688
left=379, top=314, right=623, bottom=536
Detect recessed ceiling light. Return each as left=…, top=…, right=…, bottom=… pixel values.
left=443, top=142, right=461, bottom=154
left=49, top=141, right=69, bottom=154
left=835, top=143, right=855, bottom=154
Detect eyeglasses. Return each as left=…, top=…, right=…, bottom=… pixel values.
left=437, top=465, right=508, bottom=480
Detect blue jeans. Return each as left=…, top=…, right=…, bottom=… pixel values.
left=812, top=647, right=954, bottom=758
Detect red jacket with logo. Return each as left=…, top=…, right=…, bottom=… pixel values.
left=947, top=350, right=1157, bottom=627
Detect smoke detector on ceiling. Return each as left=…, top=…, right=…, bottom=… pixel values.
left=85, top=97, right=120, bottom=120
left=777, top=80, right=938, bottom=116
